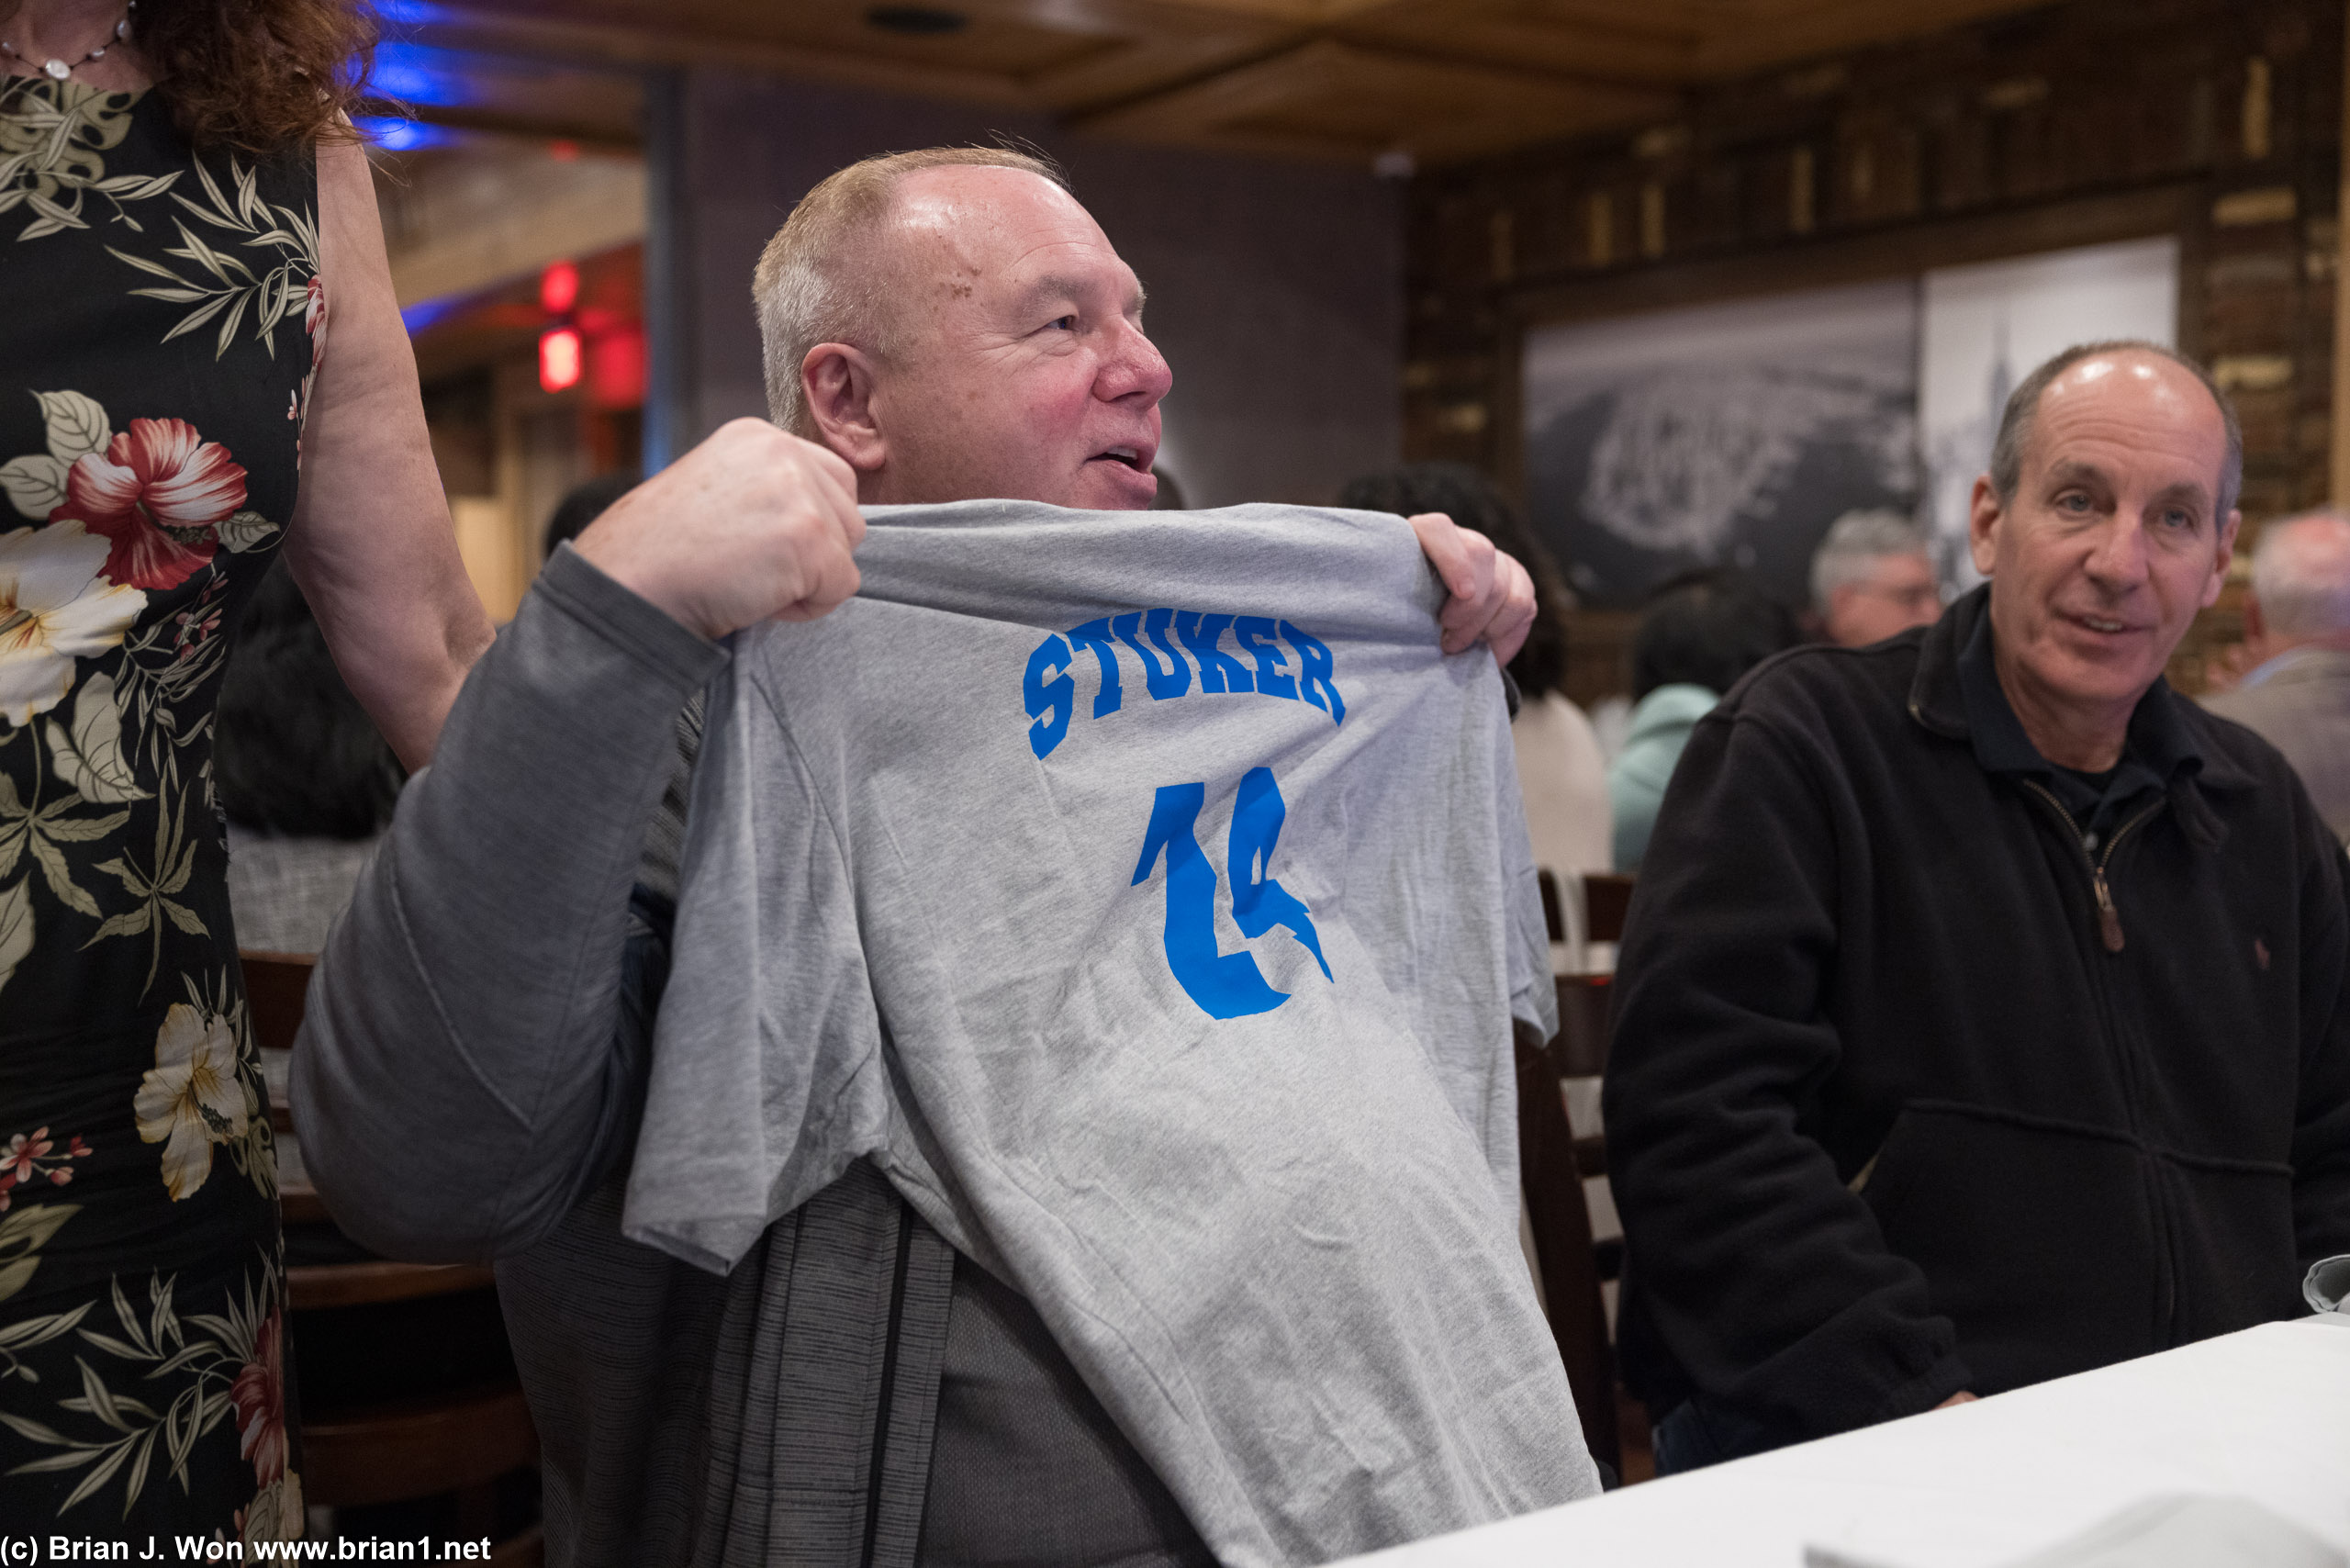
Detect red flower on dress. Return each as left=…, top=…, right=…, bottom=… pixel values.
left=55, top=419, right=248, bottom=590
left=0, top=1127, right=90, bottom=1212
left=230, top=1310, right=288, bottom=1485
left=303, top=276, right=327, bottom=351
left=1, top=1127, right=52, bottom=1183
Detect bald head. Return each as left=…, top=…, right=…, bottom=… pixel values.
left=754, top=147, right=1071, bottom=436
left=2252, top=511, right=2350, bottom=640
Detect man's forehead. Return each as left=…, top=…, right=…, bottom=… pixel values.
left=887, top=165, right=1106, bottom=261
left=2041, top=353, right=2219, bottom=433
left=2030, top=353, right=2226, bottom=471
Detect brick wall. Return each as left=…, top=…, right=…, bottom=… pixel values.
left=1404, top=0, right=2344, bottom=700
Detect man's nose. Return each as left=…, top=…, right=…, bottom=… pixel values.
left=1098, top=322, right=1173, bottom=405
left=2082, top=514, right=2153, bottom=590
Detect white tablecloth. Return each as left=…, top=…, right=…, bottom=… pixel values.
left=1337, top=1316, right=2350, bottom=1568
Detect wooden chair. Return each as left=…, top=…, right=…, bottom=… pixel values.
left=1552, top=973, right=1620, bottom=1274
left=1583, top=873, right=1634, bottom=946
left=1516, top=1017, right=1619, bottom=1475
left=240, top=951, right=541, bottom=1554
left=1521, top=878, right=1642, bottom=1474
left=242, top=949, right=315, bottom=1056
left=243, top=952, right=330, bottom=1227
left=1563, top=871, right=1631, bottom=1271
left=1538, top=868, right=1567, bottom=946
left=1537, top=869, right=1637, bottom=970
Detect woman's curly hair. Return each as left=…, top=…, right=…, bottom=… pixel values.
left=139, top=0, right=375, bottom=152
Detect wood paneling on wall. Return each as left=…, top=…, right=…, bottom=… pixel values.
left=1401, top=0, right=2344, bottom=700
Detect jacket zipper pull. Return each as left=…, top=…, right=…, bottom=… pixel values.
left=2092, top=866, right=2124, bottom=952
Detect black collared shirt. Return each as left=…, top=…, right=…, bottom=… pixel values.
left=1955, top=609, right=2202, bottom=847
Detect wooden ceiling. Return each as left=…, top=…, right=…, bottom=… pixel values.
left=383, top=0, right=2065, bottom=167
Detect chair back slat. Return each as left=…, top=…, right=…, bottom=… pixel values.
left=241, top=950, right=316, bottom=1055
left=1538, top=868, right=1566, bottom=946
left=1514, top=1019, right=1621, bottom=1475
left=1552, top=974, right=1615, bottom=1080
left=1583, top=874, right=1635, bottom=946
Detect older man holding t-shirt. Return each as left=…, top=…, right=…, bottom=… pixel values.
left=295, top=147, right=1596, bottom=1568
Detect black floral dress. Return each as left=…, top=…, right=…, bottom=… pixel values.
left=0, top=76, right=319, bottom=1538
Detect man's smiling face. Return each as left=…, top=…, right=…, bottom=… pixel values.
left=1971, top=350, right=2239, bottom=745
left=847, top=164, right=1171, bottom=510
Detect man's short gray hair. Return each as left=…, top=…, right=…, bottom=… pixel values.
left=1810, top=509, right=1930, bottom=612
left=753, top=146, right=1072, bottom=437
left=1987, top=339, right=2244, bottom=521
left=2252, top=510, right=2350, bottom=637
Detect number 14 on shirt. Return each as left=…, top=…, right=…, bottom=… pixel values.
left=1132, top=767, right=1333, bottom=1021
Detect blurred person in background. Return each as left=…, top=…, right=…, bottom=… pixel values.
left=217, top=560, right=404, bottom=956
left=543, top=468, right=641, bottom=558
left=1607, top=571, right=1800, bottom=870
left=2200, top=510, right=2350, bottom=841
left=0, top=0, right=490, bottom=1532
left=1808, top=509, right=1943, bottom=648
left=1340, top=463, right=1612, bottom=949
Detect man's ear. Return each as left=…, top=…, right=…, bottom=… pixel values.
left=2203, top=508, right=2244, bottom=610
left=802, top=343, right=886, bottom=473
left=1967, top=474, right=2003, bottom=578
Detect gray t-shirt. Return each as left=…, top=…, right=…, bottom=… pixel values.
left=627, top=501, right=1597, bottom=1566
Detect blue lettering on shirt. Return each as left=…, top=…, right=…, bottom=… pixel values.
left=1232, top=617, right=1297, bottom=701
left=1226, top=766, right=1330, bottom=981
left=1114, top=610, right=1192, bottom=700
left=1174, top=612, right=1253, bottom=695
left=1024, top=609, right=1345, bottom=758
left=1132, top=768, right=1328, bottom=1019
left=1281, top=621, right=1345, bottom=725
left=1065, top=619, right=1126, bottom=719
left=1024, top=634, right=1075, bottom=759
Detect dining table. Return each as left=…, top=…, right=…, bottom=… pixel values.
left=1333, top=1313, right=2350, bottom=1568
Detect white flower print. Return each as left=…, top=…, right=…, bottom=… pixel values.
left=133, top=1002, right=250, bottom=1201
left=0, top=520, right=145, bottom=725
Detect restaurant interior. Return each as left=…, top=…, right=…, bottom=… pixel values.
left=214, top=0, right=2350, bottom=1555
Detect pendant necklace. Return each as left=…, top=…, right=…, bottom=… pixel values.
left=2, top=1, right=135, bottom=82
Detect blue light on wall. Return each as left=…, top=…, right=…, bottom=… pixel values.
left=399, top=296, right=465, bottom=334
left=354, top=115, right=458, bottom=152
left=368, top=40, right=473, bottom=108
left=371, top=0, right=458, bottom=23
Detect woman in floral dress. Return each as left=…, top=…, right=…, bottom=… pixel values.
left=0, top=0, right=492, bottom=1536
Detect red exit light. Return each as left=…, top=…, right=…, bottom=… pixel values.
left=539, top=327, right=582, bottom=393
left=588, top=324, right=646, bottom=409
left=539, top=259, right=579, bottom=315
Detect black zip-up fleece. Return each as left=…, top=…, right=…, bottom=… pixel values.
left=1603, top=585, right=2350, bottom=1449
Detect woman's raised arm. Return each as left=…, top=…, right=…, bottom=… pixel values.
left=284, top=132, right=495, bottom=768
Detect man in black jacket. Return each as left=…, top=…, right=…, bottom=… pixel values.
left=1604, top=340, right=2350, bottom=1473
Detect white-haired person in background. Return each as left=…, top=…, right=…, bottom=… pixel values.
left=2202, top=510, right=2350, bottom=840
left=1808, top=509, right=1944, bottom=648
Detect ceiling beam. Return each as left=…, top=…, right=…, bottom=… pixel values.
left=398, top=6, right=1039, bottom=108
